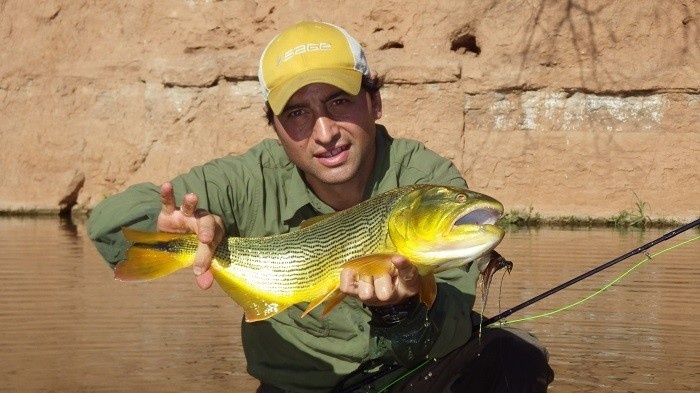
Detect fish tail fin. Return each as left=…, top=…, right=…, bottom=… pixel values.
left=115, top=228, right=196, bottom=281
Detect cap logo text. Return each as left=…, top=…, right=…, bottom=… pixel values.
left=277, top=43, right=332, bottom=66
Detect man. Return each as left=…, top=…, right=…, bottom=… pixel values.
left=88, top=21, right=553, bottom=392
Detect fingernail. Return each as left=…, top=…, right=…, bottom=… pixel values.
left=193, top=266, right=203, bottom=276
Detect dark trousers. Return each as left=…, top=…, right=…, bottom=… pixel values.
left=384, top=327, right=554, bottom=392
left=258, top=326, right=554, bottom=393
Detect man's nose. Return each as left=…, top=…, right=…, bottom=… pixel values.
left=313, top=114, right=339, bottom=143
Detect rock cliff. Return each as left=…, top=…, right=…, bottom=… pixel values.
left=1, top=0, right=698, bottom=220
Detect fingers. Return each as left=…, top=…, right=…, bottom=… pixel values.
left=192, top=212, right=225, bottom=289
left=339, top=256, right=420, bottom=306
left=158, top=182, right=224, bottom=290
left=341, top=271, right=386, bottom=303
left=392, top=255, right=419, bottom=288
left=160, top=182, right=198, bottom=221
left=179, top=193, right=198, bottom=218
left=192, top=241, right=216, bottom=290
left=194, top=209, right=219, bottom=243
left=339, top=268, right=358, bottom=293
left=195, top=271, right=214, bottom=290
left=356, top=272, right=400, bottom=304
left=192, top=214, right=222, bottom=269
left=160, top=182, right=176, bottom=215
left=157, top=183, right=198, bottom=233
left=370, top=273, right=394, bottom=301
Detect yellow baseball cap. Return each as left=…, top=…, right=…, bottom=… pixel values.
left=258, top=21, right=371, bottom=115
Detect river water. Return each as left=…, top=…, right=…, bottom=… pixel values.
left=1, top=217, right=698, bottom=392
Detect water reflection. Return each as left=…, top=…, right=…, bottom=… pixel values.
left=0, top=218, right=698, bottom=392
left=479, top=225, right=700, bottom=392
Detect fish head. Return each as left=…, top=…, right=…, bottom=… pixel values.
left=388, top=185, right=505, bottom=274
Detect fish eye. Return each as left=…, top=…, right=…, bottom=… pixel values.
left=456, top=193, right=467, bottom=203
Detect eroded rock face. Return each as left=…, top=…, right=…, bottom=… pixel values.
left=1, top=1, right=698, bottom=220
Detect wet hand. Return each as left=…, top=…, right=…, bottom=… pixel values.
left=156, top=182, right=224, bottom=290
left=339, top=255, right=422, bottom=307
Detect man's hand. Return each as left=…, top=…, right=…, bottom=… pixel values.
left=339, top=255, right=422, bottom=307
left=157, top=182, right=224, bottom=290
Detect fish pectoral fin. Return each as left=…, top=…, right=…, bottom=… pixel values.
left=341, top=253, right=398, bottom=275
left=321, top=289, right=348, bottom=317
left=342, top=254, right=437, bottom=310
left=419, top=274, right=438, bottom=309
left=305, top=254, right=402, bottom=318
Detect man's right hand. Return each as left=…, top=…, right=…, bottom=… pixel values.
left=157, top=182, right=225, bottom=290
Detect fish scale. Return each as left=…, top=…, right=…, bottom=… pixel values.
left=214, top=187, right=405, bottom=297
left=116, top=184, right=505, bottom=322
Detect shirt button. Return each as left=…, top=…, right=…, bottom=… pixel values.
left=358, top=325, right=365, bottom=332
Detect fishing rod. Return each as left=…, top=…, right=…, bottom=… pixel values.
left=339, top=219, right=699, bottom=393
left=476, top=217, right=700, bottom=329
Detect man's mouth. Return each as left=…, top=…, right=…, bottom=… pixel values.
left=316, top=146, right=348, bottom=159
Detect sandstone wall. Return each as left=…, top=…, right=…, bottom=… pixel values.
left=1, top=0, right=698, bottom=220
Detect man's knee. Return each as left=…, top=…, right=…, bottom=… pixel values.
left=453, top=327, right=554, bottom=392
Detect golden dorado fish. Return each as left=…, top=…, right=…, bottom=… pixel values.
left=115, top=184, right=505, bottom=322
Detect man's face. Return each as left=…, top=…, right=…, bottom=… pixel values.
left=272, top=83, right=382, bottom=190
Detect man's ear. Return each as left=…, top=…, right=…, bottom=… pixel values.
left=371, top=91, right=383, bottom=120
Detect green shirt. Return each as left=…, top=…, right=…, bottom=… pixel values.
left=88, top=125, right=479, bottom=392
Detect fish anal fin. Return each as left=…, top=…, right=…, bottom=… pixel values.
left=242, top=304, right=288, bottom=323
left=211, top=265, right=293, bottom=322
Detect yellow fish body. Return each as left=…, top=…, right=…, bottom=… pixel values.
left=116, top=184, right=505, bottom=322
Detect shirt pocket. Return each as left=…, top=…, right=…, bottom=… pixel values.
left=280, top=303, right=365, bottom=341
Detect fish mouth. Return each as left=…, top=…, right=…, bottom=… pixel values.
left=421, top=204, right=504, bottom=274
left=454, top=206, right=502, bottom=227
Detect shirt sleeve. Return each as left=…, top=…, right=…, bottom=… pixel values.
left=87, top=161, right=239, bottom=269
left=87, top=182, right=163, bottom=268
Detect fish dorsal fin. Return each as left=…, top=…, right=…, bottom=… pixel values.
left=299, top=213, right=337, bottom=229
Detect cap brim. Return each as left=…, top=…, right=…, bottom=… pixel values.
left=267, top=69, right=363, bottom=115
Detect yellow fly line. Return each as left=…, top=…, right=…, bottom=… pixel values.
left=498, top=234, right=700, bottom=326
